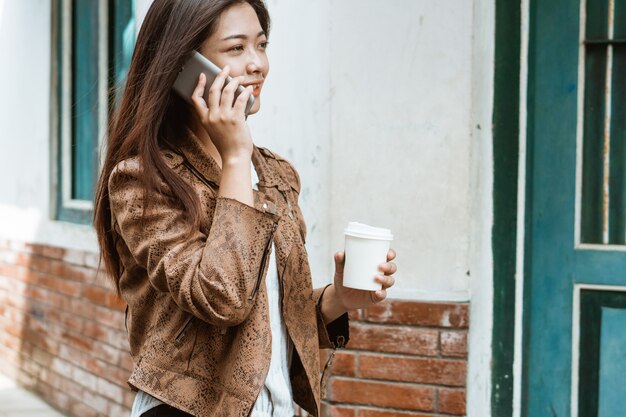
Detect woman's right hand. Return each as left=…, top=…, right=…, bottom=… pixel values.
left=190, top=66, right=254, bottom=164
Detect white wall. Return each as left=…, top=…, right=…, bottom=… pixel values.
left=0, top=0, right=50, bottom=213
left=327, top=0, right=473, bottom=300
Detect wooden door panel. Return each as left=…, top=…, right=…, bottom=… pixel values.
left=524, top=0, right=626, bottom=415
left=577, top=289, right=626, bottom=416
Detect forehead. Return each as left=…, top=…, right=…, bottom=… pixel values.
left=213, top=2, right=262, bottom=36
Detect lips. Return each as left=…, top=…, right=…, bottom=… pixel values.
left=241, top=80, right=263, bottom=97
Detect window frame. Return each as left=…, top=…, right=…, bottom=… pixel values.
left=576, top=0, right=626, bottom=248
left=51, top=0, right=135, bottom=225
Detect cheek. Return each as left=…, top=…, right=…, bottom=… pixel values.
left=226, top=62, right=248, bottom=78
left=202, top=52, right=244, bottom=76
left=214, top=59, right=246, bottom=77
left=263, top=58, right=270, bottom=75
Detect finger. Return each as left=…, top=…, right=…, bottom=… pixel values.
left=190, top=73, right=208, bottom=112
left=207, top=65, right=230, bottom=112
left=378, top=261, right=397, bottom=275
left=220, top=75, right=244, bottom=110
left=375, top=274, right=395, bottom=289
left=233, top=86, right=253, bottom=115
left=386, top=248, right=397, bottom=262
left=334, top=251, right=345, bottom=276
left=370, top=289, right=387, bottom=303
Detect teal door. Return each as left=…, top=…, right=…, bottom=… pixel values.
left=524, top=0, right=626, bottom=416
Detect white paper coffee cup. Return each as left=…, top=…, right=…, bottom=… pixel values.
left=343, top=222, right=393, bottom=291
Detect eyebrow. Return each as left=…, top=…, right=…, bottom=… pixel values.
left=221, top=31, right=266, bottom=41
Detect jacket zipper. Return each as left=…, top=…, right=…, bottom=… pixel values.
left=280, top=248, right=294, bottom=367
left=182, top=159, right=219, bottom=190
left=175, top=315, right=194, bottom=343
left=280, top=249, right=290, bottom=311
left=249, top=222, right=278, bottom=300
left=320, top=334, right=346, bottom=400
left=124, top=305, right=129, bottom=333
left=318, top=281, right=347, bottom=398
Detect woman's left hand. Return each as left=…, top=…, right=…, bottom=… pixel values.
left=332, top=249, right=397, bottom=311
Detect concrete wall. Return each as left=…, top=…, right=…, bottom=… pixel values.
left=467, top=0, right=496, bottom=415
left=327, top=0, right=473, bottom=300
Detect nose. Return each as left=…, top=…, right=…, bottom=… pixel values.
left=246, top=50, right=266, bottom=75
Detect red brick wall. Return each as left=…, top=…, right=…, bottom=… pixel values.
left=320, top=302, right=468, bottom=417
left=0, top=240, right=468, bottom=417
left=0, top=240, right=133, bottom=417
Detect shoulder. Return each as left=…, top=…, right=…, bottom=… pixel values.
left=109, top=156, right=143, bottom=188
left=107, top=157, right=150, bottom=216
left=109, top=149, right=183, bottom=188
left=257, top=147, right=301, bottom=194
left=107, top=157, right=146, bottom=220
left=109, top=154, right=177, bottom=201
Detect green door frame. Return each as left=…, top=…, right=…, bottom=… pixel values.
left=491, top=0, right=522, bottom=416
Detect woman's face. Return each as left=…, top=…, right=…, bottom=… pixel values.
left=200, top=2, right=269, bottom=115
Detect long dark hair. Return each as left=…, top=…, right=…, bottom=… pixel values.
left=94, top=0, right=271, bottom=293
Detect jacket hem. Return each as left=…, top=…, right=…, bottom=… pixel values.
left=128, top=359, right=254, bottom=417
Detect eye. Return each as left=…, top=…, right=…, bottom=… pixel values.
left=227, top=45, right=244, bottom=52
left=259, top=41, right=269, bottom=49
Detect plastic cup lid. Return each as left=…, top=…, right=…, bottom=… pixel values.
left=344, top=222, right=393, bottom=240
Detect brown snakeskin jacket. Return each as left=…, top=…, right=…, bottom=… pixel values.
left=108, top=133, right=349, bottom=417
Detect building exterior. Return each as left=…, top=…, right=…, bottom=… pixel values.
left=0, top=0, right=623, bottom=416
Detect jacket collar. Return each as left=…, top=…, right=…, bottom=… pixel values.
left=251, top=146, right=291, bottom=192
left=172, top=129, right=291, bottom=191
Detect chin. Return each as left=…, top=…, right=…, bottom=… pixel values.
left=248, top=98, right=261, bottom=115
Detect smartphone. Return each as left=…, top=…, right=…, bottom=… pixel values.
left=172, top=51, right=255, bottom=116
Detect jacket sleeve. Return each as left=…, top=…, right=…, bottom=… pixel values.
left=108, top=159, right=279, bottom=327
left=313, top=286, right=350, bottom=349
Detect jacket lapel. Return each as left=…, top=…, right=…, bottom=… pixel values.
left=251, top=147, right=291, bottom=192
left=251, top=149, right=296, bottom=286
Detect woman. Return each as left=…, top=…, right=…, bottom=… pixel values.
left=93, top=1, right=397, bottom=416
